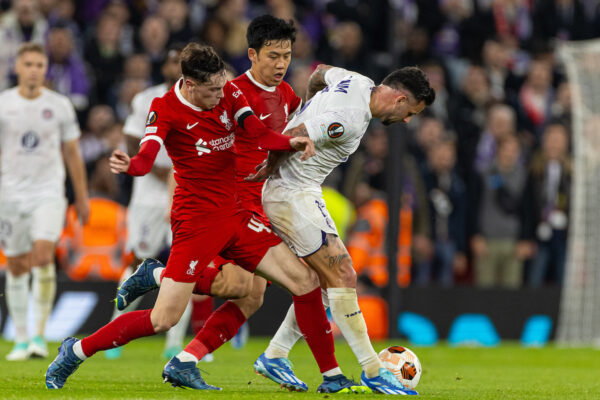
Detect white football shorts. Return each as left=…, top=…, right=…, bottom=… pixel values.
left=262, top=179, right=338, bottom=257
left=126, top=204, right=172, bottom=258
left=0, top=197, right=67, bottom=257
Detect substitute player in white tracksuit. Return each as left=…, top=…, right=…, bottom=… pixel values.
left=0, top=43, right=89, bottom=361
left=251, top=64, right=434, bottom=394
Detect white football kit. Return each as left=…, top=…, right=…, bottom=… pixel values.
left=123, top=83, right=173, bottom=258
left=0, top=87, right=80, bottom=256
left=263, top=68, right=374, bottom=256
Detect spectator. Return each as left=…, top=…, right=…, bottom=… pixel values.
left=474, top=103, right=518, bottom=173
left=46, top=23, right=90, bottom=111
left=515, top=58, right=555, bottom=141
left=84, top=13, right=124, bottom=105
left=137, top=15, right=170, bottom=83
left=79, top=105, right=116, bottom=167
left=524, top=123, right=572, bottom=287
left=470, top=135, right=529, bottom=288
left=158, top=0, right=194, bottom=45
left=422, top=61, right=450, bottom=123
left=533, top=0, right=591, bottom=44
left=409, top=115, right=446, bottom=175
left=491, top=0, right=533, bottom=50
left=417, top=139, right=467, bottom=286
left=450, top=65, right=493, bottom=179
left=0, top=0, right=48, bottom=90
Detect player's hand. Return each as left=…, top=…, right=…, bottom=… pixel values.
left=75, top=196, right=90, bottom=225
left=109, top=149, right=131, bottom=174
left=245, top=161, right=270, bottom=182
left=290, top=137, right=315, bottom=161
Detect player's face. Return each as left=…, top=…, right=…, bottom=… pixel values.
left=15, top=51, right=47, bottom=88
left=249, top=39, right=292, bottom=87
left=185, top=72, right=227, bottom=110
left=381, top=92, right=425, bottom=126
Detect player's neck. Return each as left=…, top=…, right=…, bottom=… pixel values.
left=248, top=69, right=272, bottom=88
left=369, top=86, right=383, bottom=118
left=18, top=84, right=43, bottom=100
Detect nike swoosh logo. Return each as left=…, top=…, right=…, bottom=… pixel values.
left=187, top=122, right=199, bottom=129
left=259, top=113, right=271, bottom=120
left=326, top=329, right=332, bottom=334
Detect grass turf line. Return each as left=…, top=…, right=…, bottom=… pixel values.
left=0, top=337, right=599, bottom=399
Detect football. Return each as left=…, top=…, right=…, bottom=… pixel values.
left=378, top=346, right=422, bottom=390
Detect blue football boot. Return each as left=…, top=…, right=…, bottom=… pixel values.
left=253, top=352, right=308, bottom=392
left=361, top=368, right=419, bottom=395
left=45, top=337, right=84, bottom=389
left=317, top=374, right=371, bottom=393
left=162, top=357, right=221, bottom=390
left=116, top=258, right=162, bottom=310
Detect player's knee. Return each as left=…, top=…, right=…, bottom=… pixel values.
left=220, top=276, right=252, bottom=299
left=152, top=314, right=179, bottom=333
left=290, top=267, right=320, bottom=295
left=32, top=249, right=53, bottom=267
left=338, top=258, right=357, bottom=287
left=246, top=290, right=264, bottom=314
left=7, top=258, right=30, bottom=276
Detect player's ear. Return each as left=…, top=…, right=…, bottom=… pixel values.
left=248, top=47, right=258, bottom=63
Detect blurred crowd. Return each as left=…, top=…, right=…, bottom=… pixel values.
left=0, top=0, right=592, bottom=289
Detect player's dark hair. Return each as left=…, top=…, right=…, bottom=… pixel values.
left=382, top=67, right=436, bottom=106
left=180, top=43, right=225, bottom=83
left=246, top=15, right=296, bottom=52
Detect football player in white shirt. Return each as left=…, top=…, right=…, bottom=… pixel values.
left=0, top=43, right=89, bottom=361
left=249, top=64, right=434, bottom=394
left=105, top=45, right=202, bottom=361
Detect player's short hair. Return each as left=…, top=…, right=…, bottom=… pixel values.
left=180, top=43, right=225, bottom=83
left=17, top=42, right=47, bottom=58
left=246, top=15, right=296, bottom=52
left=382, top=67, right=435, bottom=106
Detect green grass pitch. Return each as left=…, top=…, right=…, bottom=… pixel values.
left=1, top=337, right=598, bottom=399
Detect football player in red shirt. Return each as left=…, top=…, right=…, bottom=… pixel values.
left=46, top=44, right=340, bottom=391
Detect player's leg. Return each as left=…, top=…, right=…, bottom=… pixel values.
left=2, top=202, right=34, bottom=361
left=28, top=198, right=67, bottom=358
left=105, top=261, right=145, bottom=359
left=163, top=299, right=192, bottom=358
left=304, top=234, right=415, bottom=394
left=28, top=239, right=56, bottom=358
left=45, top=278, right=194, bottom=389
left=5, top=254, right=31, bottom=361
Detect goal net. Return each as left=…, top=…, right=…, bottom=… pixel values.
left=556, top=40, right=600, bottom=346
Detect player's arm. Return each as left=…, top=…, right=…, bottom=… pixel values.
left=307, top=64, right=333, bottom=100
left=245, top=124, right=310, bottom=182
left=125, top=134, right=170, bottom=182
left=62, top=139, right=90, bottom=224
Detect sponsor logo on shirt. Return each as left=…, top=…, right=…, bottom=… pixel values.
left=259, top=113, right=271, bottom=120
left=21, top=131, right=40, bottom=150
left=146, top=111, right=157, bottom=126
left=327, top=122, right=344, bottom=138
left=187, top=122, right=198, bottom=130
left=209, top=133, right=235, bottom=151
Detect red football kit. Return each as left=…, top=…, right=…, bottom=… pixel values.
left=232, top=71, right=302, bottom=218
left=127, top=79, right=292, bottom=283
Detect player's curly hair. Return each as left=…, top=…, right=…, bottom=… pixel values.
left=246, top=15, right=296, bottom=52
left=180, top=43, right=225, bottom=83
left=382, top=67, right=436, bottom=106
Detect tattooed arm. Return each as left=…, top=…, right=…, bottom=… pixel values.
left=307, top=64, right=333, bottom=100
left=245, top=124, right=310, bottom=182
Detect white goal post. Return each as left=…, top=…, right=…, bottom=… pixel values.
left=557, top=39, right=600, bottom=346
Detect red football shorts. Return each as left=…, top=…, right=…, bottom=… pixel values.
left=163, top=211, right=281, bottom=284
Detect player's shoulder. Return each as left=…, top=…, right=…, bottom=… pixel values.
left=0, top=87, right=17, bottom=101
left=41, top=88, right=76, bottom=113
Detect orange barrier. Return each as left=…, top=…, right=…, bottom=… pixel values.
left=0, top=248, right=6, bottom=269
left=57, top=198, right=132, bottom=281
left=358, top=295, right=389, bottom=340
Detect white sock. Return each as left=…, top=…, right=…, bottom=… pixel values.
left=31, top=264, right=56, bottom=337
left=153, top=267, right=164, bottom=286
left=323, top=367, right=344, bottom=377
left=264, top=304, right=303, bottom=359
left=73, top=340, right=88, bottom=360
left=265, top=289, right=331, bottom=359
left=175, top=350, right=198, bottom=364
left=6, top=270, right=30, bottom=344
left=111, top=267, right=143, bottom=321
left=328, top=288, right=381, bottom=378
left=165, top=300, right=192, bottom=349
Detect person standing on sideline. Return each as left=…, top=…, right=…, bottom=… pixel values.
left=0, top=42, right=89, bottom=361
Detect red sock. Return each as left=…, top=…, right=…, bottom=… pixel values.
left=293, top=287, right=338, bottom=373
left=81, top=309, right=154, bottom=357
left=191, top=296, right=214, bottom=335
left=184, top=301, right=246, bottom=360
